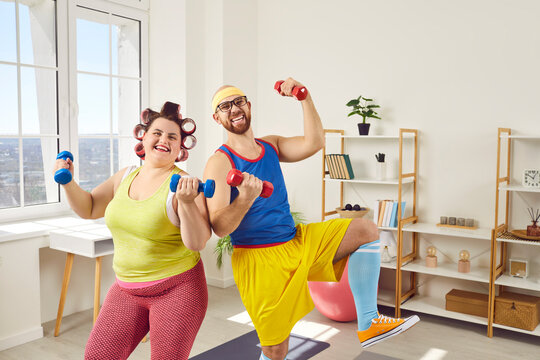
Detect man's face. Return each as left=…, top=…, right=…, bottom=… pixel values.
left=213, top=95, right=251, bottom=135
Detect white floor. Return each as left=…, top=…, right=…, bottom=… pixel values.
left=1, top=285, right=538, bottom=360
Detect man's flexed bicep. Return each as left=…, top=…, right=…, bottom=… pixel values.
left=263, top=78, right=325, bottom=163
left=203, top=152, right=259, bottom=238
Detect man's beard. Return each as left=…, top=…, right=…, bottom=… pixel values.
left=223, top=113, right=251, bottom=135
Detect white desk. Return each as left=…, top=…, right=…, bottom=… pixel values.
left=47, top=221, right=114, bottom=336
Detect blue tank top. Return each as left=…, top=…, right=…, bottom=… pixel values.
left=216, top=139, right=297, bottom=247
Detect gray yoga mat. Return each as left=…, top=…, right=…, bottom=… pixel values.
left=189, top=330, right=330, bottom=360
left=354, top=351, right=400, bottom=360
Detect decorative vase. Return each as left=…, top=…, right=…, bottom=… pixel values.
left=376, top=161, right=386, bottom=180
left=357, top=123, right=370, bottom=135
left=527, top=221, right=540, bottom=236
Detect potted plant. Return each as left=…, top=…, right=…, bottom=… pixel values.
left=346, top=95, right=381, bottom=135
left=214, top=211, right=306, bottom=268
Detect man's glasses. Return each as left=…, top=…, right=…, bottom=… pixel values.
left=216, top=96, right=248, bottom=113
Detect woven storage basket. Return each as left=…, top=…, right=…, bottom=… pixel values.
left=494, top=291, right=540, bottom=331
left=335, top=207, right=369, bottom=219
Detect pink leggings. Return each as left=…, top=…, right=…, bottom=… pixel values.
left=84, top=260, right=208, bottom=360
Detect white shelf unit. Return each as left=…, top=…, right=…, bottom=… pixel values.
left=397, top=222, right=492, bottom=328
left=321, top=129, right=418, bottom=312
left=401, top=294, right=488, bottom=326
left=498, top=184, right=540, bottom=193
left=489, top=128, right=540, bottom=338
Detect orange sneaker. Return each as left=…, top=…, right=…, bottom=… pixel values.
left=357, top=313, right=420, bottom=348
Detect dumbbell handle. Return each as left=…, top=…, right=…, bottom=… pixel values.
left=274, top=80, right=308, bottom=101
left=226, top=169, right=274, bottom=198
left=54, top=151, right=74, bottom=185
left=170, top=174, right=215, bottom=198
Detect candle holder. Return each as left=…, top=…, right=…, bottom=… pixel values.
left=426, top=246, right=437, bottom=268
left=458, top=250, right=470, bottom=273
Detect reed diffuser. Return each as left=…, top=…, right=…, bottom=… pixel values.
left=527, top=207, right=540, bottom=237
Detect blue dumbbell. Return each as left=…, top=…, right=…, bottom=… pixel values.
left=54, top=151, right=74, bottom=185
left=169, top=174, right=215, bottom=198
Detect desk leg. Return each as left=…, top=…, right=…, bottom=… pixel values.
left=93, top=256, right=102, bottom=324
left=54, top=252, right=74, bottom=337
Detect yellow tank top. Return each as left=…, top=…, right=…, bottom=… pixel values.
left=105, top=166, right=200, bottom=282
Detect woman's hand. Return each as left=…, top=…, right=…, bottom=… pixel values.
left=53, top=157, right=74, bottom=179
left=174, top=176, right=201, bottom=204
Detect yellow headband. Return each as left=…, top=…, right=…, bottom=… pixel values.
left=212, top=86, right=245, bottom=112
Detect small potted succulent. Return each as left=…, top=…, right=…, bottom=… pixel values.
left=346, top=96, right=381, bottom=135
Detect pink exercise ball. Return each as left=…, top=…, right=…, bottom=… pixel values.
left=308, top=259, right=357, bottom=322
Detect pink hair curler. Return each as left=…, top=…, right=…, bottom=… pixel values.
left=176, top=148, right=189, bottom=162
left=140, top=108, right=150, bottom=125
left=182, top=135, right=197, bottom=150
left=181, top=118, right=196, bottom=135
left=134, top=142, right=145, bottom=160
left=133, top=124, right=145, bottom=140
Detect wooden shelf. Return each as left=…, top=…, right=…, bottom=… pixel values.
left=489, top=128, right=540, bottom=339
left=494, top=274, right=540, bottom=291
left=402, top=259, right=490, bottom=283
left=325, top=134, right=415, bottom=140
left=402, top=222, right=491, bottom=240
left=380, top=259, right=397, bottom=270
left=496, top=232, right=540, bottom=246
left=492, top=322, right=540, bottom=336
left=499, top=134, right=540, bottom=140
left=400, top=294, right=488, bottom=326
left=324, top=177, right=415, bottom=185
left=378, top=226, right=398, bottom=231
left=498, top=184, right=540, bottom=193
left=322, top=128, right=418, bottom=320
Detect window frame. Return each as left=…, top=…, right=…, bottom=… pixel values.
left=0, top=0, right=148, bottom=223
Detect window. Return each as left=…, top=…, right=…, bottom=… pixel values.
left=0, top=0, right=60, bottom=211
left=70, top=2, right=145, bottom=191
left=0, top=0, right=147, bottom=220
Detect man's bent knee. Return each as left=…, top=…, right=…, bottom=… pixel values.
left=350, top=218, right=379, bottom=246
left=262, top=338, right=289, bottom=360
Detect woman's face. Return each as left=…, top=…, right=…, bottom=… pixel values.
left=142, top=117, right=182, bottom=164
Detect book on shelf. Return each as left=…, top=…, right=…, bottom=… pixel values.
left=377, top=200, right=387, bottom=227
left=333, top=154, right=345, bottom=179
left=374, top=200, right=406, bottom=228
left=325, top=154, right=338, bottom=179
left=325, top=154, right=354, bottom=180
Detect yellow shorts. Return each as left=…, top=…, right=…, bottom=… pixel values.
left=231, top=218, right=352, bottom=346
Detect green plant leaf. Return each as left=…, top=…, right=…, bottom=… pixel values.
left=346, top=99, right=359, bottom=107
left=214, top=211, right=306, bottom=268
left=367, top=105, right=380, bottom=108
left=363, top=98, right=373, bottom=101
left=348, top=111, right=360, bottom=117
left=372, top=115, right=381, bottom=119
left=214, top=234, right=233, bottom=269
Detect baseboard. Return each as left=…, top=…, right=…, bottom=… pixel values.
left=206, top=275, right=235, bottom=288
left=0, top=326, right=43, bottom=352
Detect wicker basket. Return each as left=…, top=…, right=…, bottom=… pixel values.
left=335, top=207, right=370, bottom=219
left=494, top=291, right=540, bottom=331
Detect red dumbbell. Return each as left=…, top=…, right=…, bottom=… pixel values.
left=274, top=80, right=308, bottom=101
left=226, top=169, right=273, bottom=198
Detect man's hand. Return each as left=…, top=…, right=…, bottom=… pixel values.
left=235, top=172, right=263, bottom=203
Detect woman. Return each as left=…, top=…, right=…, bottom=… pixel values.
left=54, top=102, right=210, bottom=359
